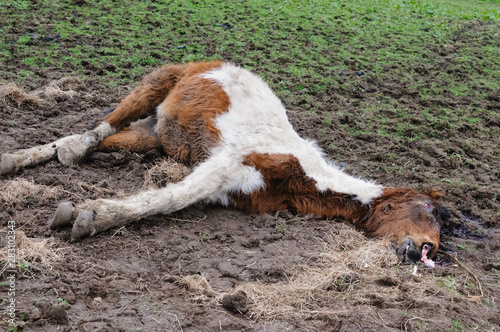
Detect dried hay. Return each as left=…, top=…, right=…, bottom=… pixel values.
left=37, top=77, right=79, bottom=100
left=0, top=77, right=80, bottom=109
left=0, top=83, right=51, bottom=109
left=0, top=179, right=61, bottom=210
left=39, top=85, right=78, bottom=101
left=0, top=230, right=64, bottom=276
left=47, top=77, right=80, bottom=90
left=176, top=225, right=398, bottom=320
left=232, top=227, right=398, bottom=320
left=143, top=158, right=192, bottom=189
left=179, top=274, right=216, bottom=297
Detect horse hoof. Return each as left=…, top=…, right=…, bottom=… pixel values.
left=71, top=210, right=95, bottom=241
left=0, top=154, right=15, bottom=176
left=49, top=202, right=75, bottom=229
left=57, top=135, right=93, bottom=166
left=57, top=145, right=81, bottom=166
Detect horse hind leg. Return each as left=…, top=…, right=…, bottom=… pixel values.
left=52, top=150, right=264, bottom=241
left=98, top=116, right=161, bottom=152
left=57, top=63, right=188, bottom=164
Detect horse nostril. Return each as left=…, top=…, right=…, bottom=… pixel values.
left=402, top=238, right=422, bottom=263
left=395, top=238, right=411, bottom=256
left=406, top=249, right=422, bottom=263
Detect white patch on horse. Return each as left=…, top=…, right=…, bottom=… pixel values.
left=202, top=63, right=383, bottom=204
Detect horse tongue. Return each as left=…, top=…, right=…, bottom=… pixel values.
left=420, top=247, right=435, bottom=268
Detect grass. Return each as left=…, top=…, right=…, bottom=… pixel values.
left=1, top=1, right=498, bottom=85
left=451, top=318, right=466, bottom=332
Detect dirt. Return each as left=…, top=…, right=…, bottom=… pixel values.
left=1, top=23, right=500, bottom=332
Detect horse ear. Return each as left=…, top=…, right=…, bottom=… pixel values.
left=426, top=186, right=445, bottom=200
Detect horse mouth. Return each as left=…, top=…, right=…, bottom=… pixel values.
left=420, top=244, right=435, bottom=267
left=396, top=240, right=435, bottom=267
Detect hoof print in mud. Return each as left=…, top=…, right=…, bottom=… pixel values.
left=221, top=291, right=249, bottom=315
left=39, top=303, right=69, bottom=325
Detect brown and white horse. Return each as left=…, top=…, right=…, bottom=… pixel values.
left=0, top=61, right=450, bottom=264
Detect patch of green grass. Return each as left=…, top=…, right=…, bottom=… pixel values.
left=451, top=318, right=465, bottom=332
left=58, top=297, right=69, bottom=305
left=17, top=35, right=31, bottom=44
left=199, top=233, right=210, bottom=242
left=17, top=260, right=29, bottom=270
left=438, top=275, right=460, bottom=295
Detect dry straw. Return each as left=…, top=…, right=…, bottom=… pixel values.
left=177, top=225, right=399, bottom=320
left=0, top=77, right=79, bottom=109
left=0, top=179, right=61, bottom=210
left=143, top=158, right=192, bottom=189
left=234, top=226, right=398, bottom=320
left=0, top=230, right=64, bottom=276
left=179, top=274, right=217, bottom=297
left=0, top=83, right=51, bottom=108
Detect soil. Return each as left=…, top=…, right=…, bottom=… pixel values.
left=1, top=22, right=500, bottom=332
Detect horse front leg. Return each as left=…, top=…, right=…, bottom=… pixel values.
left=1, top=63, right=188, bottom=176
left=1, top=122, right=115, bottom=175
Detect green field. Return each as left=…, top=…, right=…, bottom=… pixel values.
left=2, top=0, right=499, bottom=86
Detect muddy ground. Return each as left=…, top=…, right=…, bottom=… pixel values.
left=1, top=16, right=500, bottom=332
left=0, top=68, right=499, bottom=332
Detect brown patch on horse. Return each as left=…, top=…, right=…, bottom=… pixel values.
left=104, top=63, right=189, bottom=130
left=99, top=116, right=161, bottom=152
left=230, top=153, right=369, bottom=222
left=156, top=61, right=230, bottom=165
left=102, top=61, right=229, bottom=165
left=159, top=61, right=229, bottom=137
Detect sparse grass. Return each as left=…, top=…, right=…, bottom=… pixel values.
left=451, top=318, right=465, bottom=332
left=1, top=0, right=498, bottom=86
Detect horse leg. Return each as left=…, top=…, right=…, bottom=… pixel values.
left=49, top=151, right=264, bottom=241
left=1, top=63, right=188, bottom=175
